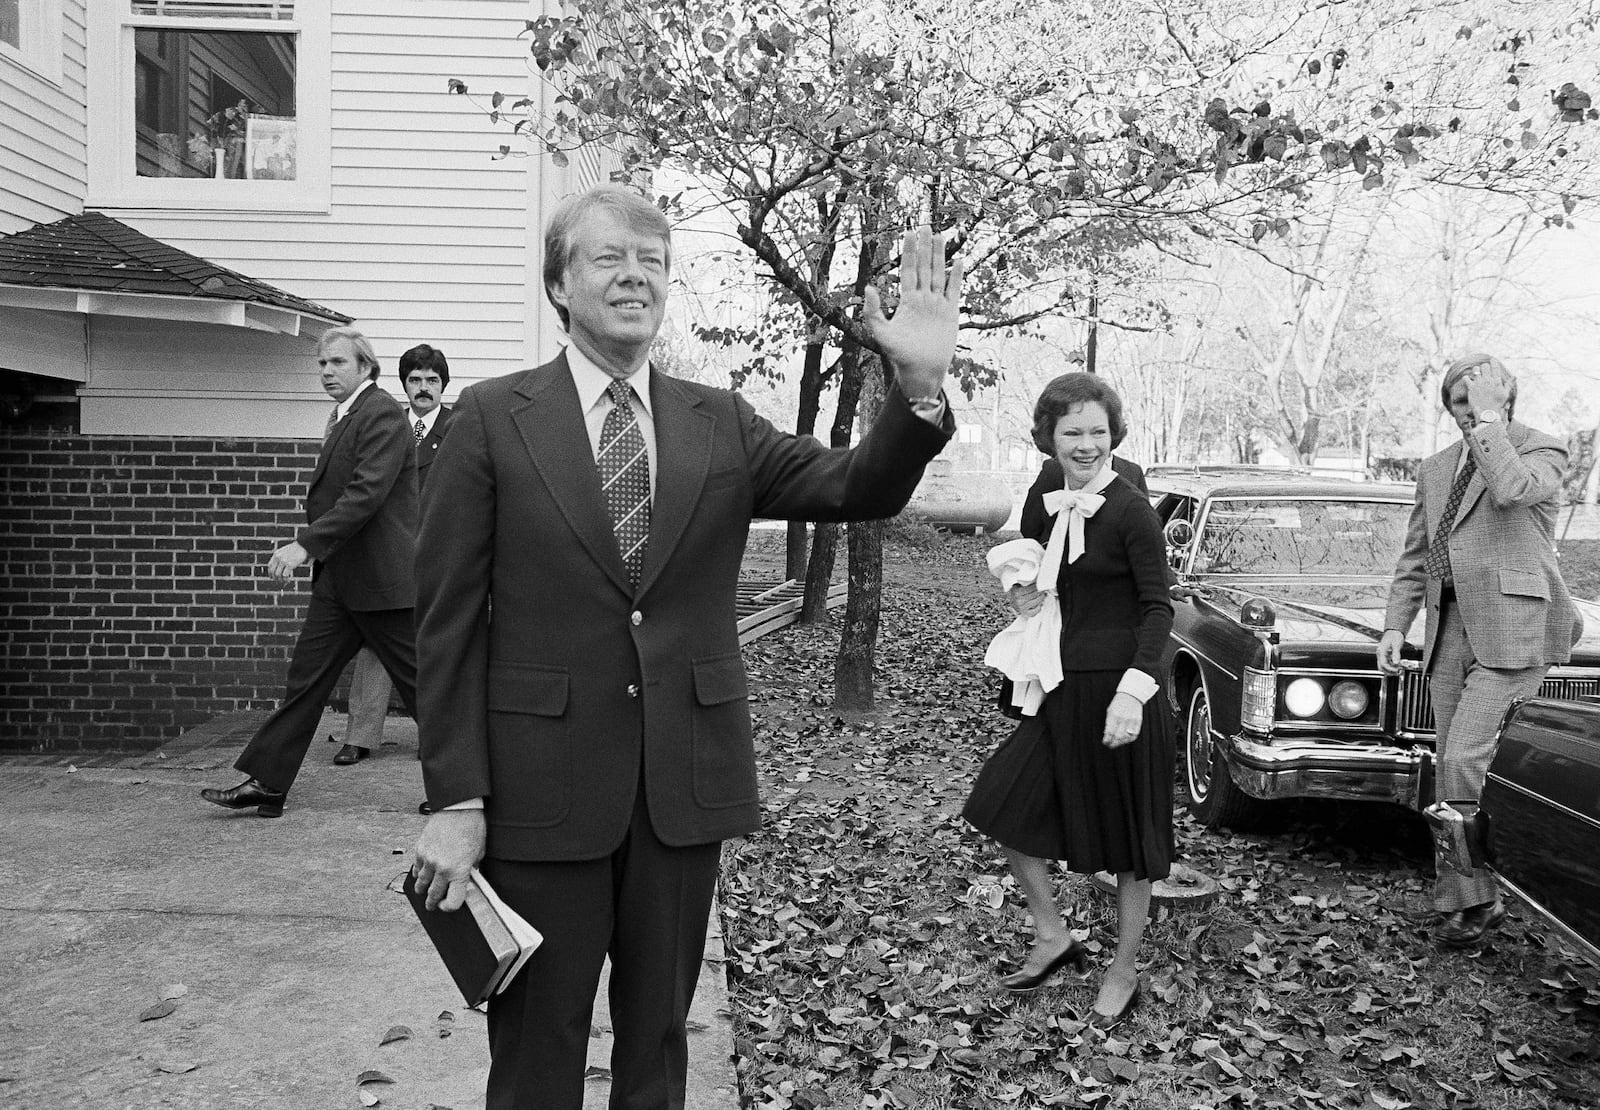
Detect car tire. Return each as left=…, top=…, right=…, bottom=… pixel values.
left=1181, top=683, right=1265, bottom=830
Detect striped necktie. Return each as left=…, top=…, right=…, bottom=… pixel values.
left=323, top=404, right=339, bottom=442
left=598, top=379, right=650, bottom=587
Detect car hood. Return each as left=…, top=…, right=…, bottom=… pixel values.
left=1200, top=578, right=1600, bottom=659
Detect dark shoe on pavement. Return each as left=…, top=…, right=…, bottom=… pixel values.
left=1090, top=980, right=1142, bottom=1032
left=200, top=778, right=286, bottom=818
left=417, top=800, right=433, bottom=815
left=1435, top=898, right=1506, bottom=947
left=999, top=940, right=1091, bottom=992
left=332, top=743, right=369, bottom=765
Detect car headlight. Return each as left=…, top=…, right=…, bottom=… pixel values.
left=1283, top=678, right=1326, bottom=718
left=1328, top=680, right=1370, bottom=720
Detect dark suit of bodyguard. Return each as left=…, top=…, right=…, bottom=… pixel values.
left=409, top=185, right=963, bottom=1109
left=201, top=327, right=420, bottom=815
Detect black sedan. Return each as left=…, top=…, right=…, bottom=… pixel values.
left=1483, top=696, right=1600, bottom=965
left=1154, top=469, right=1600, bottom=829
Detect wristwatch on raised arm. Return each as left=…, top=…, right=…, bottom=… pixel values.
left=1476, top=410, right=1500, bottom=424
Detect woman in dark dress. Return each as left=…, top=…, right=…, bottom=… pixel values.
left=963, top=372, right=1174, bottom=1030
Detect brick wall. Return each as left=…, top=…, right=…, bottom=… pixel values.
left=0, top=429, right=329, bottom=752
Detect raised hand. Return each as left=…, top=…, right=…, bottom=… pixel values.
left=863, top=225, right=963, bottom=400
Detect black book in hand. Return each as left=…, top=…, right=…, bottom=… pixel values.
left=402, top=869, right=542, bottom=1007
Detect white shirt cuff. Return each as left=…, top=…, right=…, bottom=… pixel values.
left=1116, top=670, right=1159, bottom=704
left=442, top=797, right=485, bottom=811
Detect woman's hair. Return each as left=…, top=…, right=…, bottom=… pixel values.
left=1030, top=372, right=1127, bottom=454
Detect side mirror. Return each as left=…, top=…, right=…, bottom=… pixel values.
left=1164, top=518, right=1194, bottom=550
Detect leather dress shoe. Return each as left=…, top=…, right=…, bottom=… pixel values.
left=332, top=743, right=369, bottom=765
left=1435, top=898, right=1506, bottom=947
left=1090, top=980, right=1142, bottom=1032
left=200, top=778, right=286, bottom=818
left=999, top=940, right=1091, bottom=992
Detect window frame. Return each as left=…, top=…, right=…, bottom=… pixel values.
left=0, top=0, right=64, bottom=83
left=87, top=1, right=330, bottom=212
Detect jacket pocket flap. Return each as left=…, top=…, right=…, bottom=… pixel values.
left=693, top=653, right=749, bottom=706
left=1499, top=568, right=1550, bottom=600
left=487, top=665, right=569, bottom=716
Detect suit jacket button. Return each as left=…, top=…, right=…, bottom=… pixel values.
left=630, top=610, right=643, bottom=626
left=627, top=684, right=639, bottom=698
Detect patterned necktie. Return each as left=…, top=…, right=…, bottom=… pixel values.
left=413, top=417, right=426, bottom=445
left=598, top=379, right=650, bottom=587
left=1424, top=453, right=1477, bottom=582
left=323, top=404, right=340, bottom=443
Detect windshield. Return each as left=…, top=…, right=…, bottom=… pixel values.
left=1192, top=498, right=1411, bottom=576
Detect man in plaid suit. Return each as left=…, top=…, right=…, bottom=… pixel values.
left=1378, top=353, right=1583, bottom=946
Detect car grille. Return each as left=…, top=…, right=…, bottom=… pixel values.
left=1398, top=671, right=1600, bottom=733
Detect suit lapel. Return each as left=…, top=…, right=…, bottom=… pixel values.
left=639, top=371, right=714, bottom=597
left=510, top=355, right=634, bottom=595
left=309, top=383, right=374, bottom=487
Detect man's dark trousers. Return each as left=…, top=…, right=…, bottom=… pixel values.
left=480, top=785, right=719, bottom=1110
left=235, top=579, right=418, bottom=793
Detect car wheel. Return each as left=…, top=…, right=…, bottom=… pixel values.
left=1182, top=683, right=1264, bottom=830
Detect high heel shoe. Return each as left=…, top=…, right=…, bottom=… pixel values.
left=1090, top=980, right=1141, bottom=1031
left=999, top=940, right=1091, bottom=992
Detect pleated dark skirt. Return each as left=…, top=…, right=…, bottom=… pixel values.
left=963, top=670, right=1175, bottom=881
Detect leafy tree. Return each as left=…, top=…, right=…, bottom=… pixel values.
left=456, top=0, right=1595, bottom=708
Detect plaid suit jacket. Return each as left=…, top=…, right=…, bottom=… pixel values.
left=1385, top=420, right=1582, bottom=671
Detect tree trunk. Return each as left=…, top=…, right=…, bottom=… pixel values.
left=833, top=361, right=885, bottom=712
left=786, top=335, right=830, bottom=579
left=800, top=343, right=863, bottom=623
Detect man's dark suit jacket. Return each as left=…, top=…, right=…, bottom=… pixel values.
left=415, top=354, right=952, bottom=861
left=299, top=382, right=418, bottom=611
left=415, top=405, right=455, bottom=489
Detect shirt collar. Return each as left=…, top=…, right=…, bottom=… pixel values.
left=335, top=378, right=375, bottom=420
left=409, top=405, right=442, bottom=433
left=566, top=343, right=652, bottom=416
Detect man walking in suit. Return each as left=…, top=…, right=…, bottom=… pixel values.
left=407, top=185, right=961, bottom=1109
left=1378, top=353, right=1583, bottom=946
left=201, top=327, right=421, bottom=816
left=333, top=343, right=455, bottom=766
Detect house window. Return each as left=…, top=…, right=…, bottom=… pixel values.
left=88, top=1, right=328, bottom=210
left=0, top=0, right=63, bottom=82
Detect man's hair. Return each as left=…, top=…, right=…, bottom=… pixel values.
left=399, top=343, right=450, bottom=390
left=318, top=326, right=381, bottom=381
left=542, top=185, right=672, bottom=328
left=1440, top=353, right=1517, bottom=422
left=1031, top=372, right=1128, bottom=454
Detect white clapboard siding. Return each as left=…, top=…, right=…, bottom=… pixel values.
left=117, top=0, right=540, bottom=405
left=0, top=1, right=89, bottom=234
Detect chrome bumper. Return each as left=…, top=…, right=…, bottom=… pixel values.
left=1223, top=733, right=1432, bottom=808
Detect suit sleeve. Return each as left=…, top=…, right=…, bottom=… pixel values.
left=741, top=383, right=953, bottom=521
left=1384, top=483, right=1430, bottom=634
left=297, top=399, right=411, bottom=561
left=1469, top=422, right=1566, bottom=510
left=1125, top=497, right=1175, bottom=676
left=414, top=386, right=495, bottom=806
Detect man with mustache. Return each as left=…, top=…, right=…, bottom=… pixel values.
left=332, top=343, right=455, bottom=767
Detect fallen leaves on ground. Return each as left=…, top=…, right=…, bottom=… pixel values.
left=721, top=532, right=1600, bottom=1110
